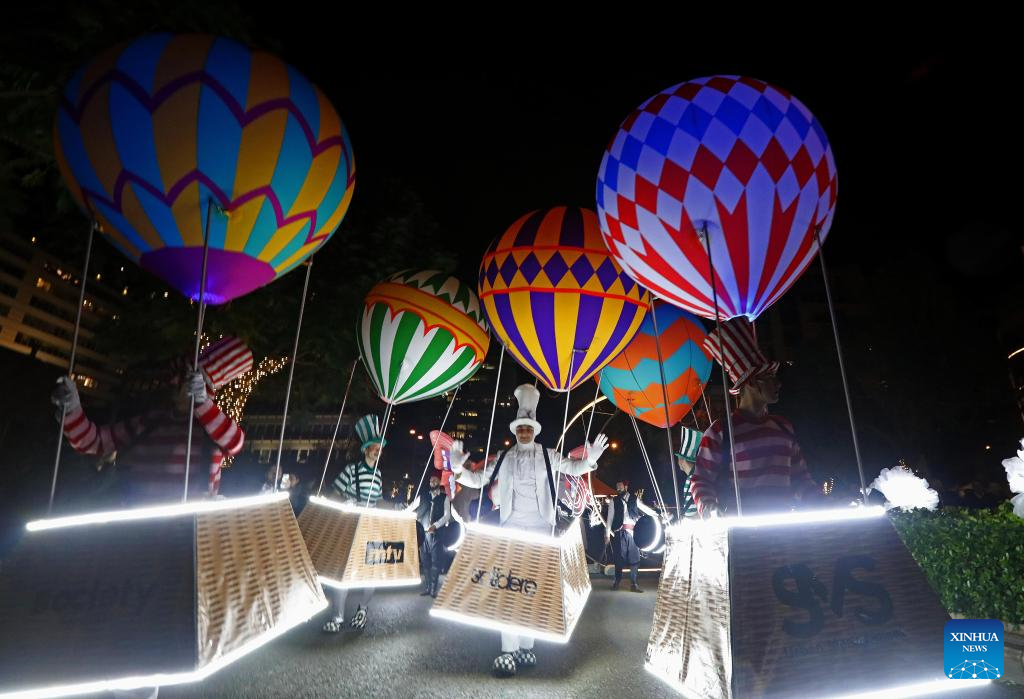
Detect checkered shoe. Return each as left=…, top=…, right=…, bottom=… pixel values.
left=492, top=652, right=517, bottom=677
left=349, top=606, right=367, bottom=630
left=321, top=616, right=345, bottom=633
left=512, top=649, right=536, bottom=668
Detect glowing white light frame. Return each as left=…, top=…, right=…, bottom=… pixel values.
left=319, top=575, right=421, bottom=590
left=446, top=511, right=466, bottom=552
left=639, top=514, right=663, bottom=552
left=464, top=521, right=576, bottom=547
left=430, top=586, right=591, bottom=645
left=644, top=666, right=987, bottom=699
left=0, top=599, right=327, bottom=699
left=665, top=506, right=886, bottom=539
left=26, top=492, right=291, bottom=532
left=306, top=496, right=417, bottom=520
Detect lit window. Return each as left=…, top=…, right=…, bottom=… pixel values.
left=122, top=286, right=128, bottom=296
left=79, top=375, right=97, bottom=389
left=35, top=277, right=52, bottom=292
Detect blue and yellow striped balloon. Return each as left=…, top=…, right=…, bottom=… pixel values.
left=54, top=34, right=355, bottom=304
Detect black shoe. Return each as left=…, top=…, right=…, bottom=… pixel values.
left=512, top=649, right=536, bottom=668
left=420, top=588, right=432, bottom=596
left=493, top=653, right=517, bottom=677
left=611, top=580, right=621, bottom=591
left=631, top=584, right=644, bottom=593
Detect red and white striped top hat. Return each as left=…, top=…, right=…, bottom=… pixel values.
left=702, top=319, right=779, bottom=395
left=199, top=336, right=254, bottom=392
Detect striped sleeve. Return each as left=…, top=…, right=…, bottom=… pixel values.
left=333, top=463, right=357, bottom=499
left=62, top=407, right=144, bottom=457
left=690, top=420, right=723, bottom=516
left=195, top=400, right=244, bottom=456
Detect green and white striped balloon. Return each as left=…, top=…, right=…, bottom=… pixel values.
left=358, top=270, right=490, bottom=404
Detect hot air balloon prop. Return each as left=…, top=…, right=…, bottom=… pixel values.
left=598, top=303, right=712, bottom=428
left=596, top=75, right=837, bottom=321
left=358, top=270, right=490, bottom=404
left=54, top=33, right=355, bottom=304
left=479, top=206, right=649, bottom=391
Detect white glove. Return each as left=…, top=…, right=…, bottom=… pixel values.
left=449, top=440, right=470, bottom=471
left=586, top=433, right=609, bottom=463
left=187, top=371, right=210, bottom=404
left=51, top=376, right=81, bottom=413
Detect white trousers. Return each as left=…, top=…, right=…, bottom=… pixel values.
left=501, top=633, right=535, bottom=652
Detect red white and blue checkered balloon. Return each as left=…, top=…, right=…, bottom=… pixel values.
left=596, top=76, right=838, bottom=320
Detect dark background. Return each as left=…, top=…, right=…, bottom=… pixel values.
left=1, top=8, right=1020, bottom=533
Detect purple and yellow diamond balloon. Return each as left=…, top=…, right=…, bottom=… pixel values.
left=478, top=206, right=649, bottom=392
left=55, top=34, right=355, bottom=304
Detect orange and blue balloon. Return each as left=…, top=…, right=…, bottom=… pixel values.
left=54, top=34, right=355, bottom=304
left=598, top=303, right=712, bottom=428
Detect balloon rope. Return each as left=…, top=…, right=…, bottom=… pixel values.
left=581, top=379, right=602, bottom=517
left=413, top=386, right=461, bottom=500
left=318, top=358, right=360, bottom=496
left=701, top=225, right=742, bottom=517
left=48, top=221, right=96, bottom=514
left=183, top=199, right=214, bottom=504
left=274, top=258, right=314, bottom=493
left=649, top=297, right=682, bottom=520
left=627, top=408, right=668, bottom=513
left=814, top=225, right=868, bottom=504
left=700, top=391, right=713, bottom=431
left=364, top=365, right=405, bottom=508
left=552, top=350, right=581, bottom=535
left=475, top=349, right=505, bottom=524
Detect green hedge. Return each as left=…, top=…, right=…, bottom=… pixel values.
left=891, top=503, right=1024, bottom=625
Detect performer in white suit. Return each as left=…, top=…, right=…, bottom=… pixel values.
left=450, top=384, right=608, bottom=677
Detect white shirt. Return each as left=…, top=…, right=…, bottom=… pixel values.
left=507, top=443, right=544, bottom=530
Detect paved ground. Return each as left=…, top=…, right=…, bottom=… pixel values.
left=160, top=572, right=1022, bottom=699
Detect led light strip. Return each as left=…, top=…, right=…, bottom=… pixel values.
left=0, top=598, right=327, bottom=699
left=430, top=587, right=590, bottom=645
left=26, top=492, right=291, bottom=532
left=306, top=496, right=417, bottom=519
left=319, top=576, right=421, bottom=590
left=666, top=507, right=886, bottom=538
left=464, top=521, right=575, bottom=547
left=640, top=513, right=663, bottom=553
left=644, top=665, right=990, bottom=699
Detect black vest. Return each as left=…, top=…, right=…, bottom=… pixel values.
left=428, top=490, right=446, bottom=524
left=611, top=494, right=640, bottom=531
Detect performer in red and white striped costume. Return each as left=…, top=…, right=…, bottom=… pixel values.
left=52, top=336, right=252, bottom=503
left=690, top=319, right=819, bottom=517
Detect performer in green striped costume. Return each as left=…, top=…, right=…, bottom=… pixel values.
left=322, top=414, right=386, bottom=633
left=675, top=426, right=702, bottom=518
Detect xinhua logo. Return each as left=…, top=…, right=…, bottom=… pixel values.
left=944, top=619, right=1003, bottom=680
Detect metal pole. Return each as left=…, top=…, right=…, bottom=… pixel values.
left=182, top=199, right=214, bottom=503
left=814, top=226, right=868, bottom=504
left=48, top=222, right=95, bottom=514
left=318, top=358, right=359, bottom=496
left=649, top=297, right=683, bottom=519
left=475, top=349, right=505, bottom=523
left=700, top=225, right=743, bottom=517
left=274, top=258, right=314, bottom=492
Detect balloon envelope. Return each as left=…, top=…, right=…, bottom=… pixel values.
left=359, top=270, right=489, bottom=405
left=55, top=33, right=355, bottom=304
left=479, top=206, right=649, bottom=391
left=596, top=75, right=837, bottom=320
left=598, top=303, right=712, bottom=428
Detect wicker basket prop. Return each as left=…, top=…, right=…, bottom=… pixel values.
left=297, top=496, right=421, bottom=589
left=645, top=509, right=953, bottom=698
left=0, top=493, right=326, bottom=697
left=430, top=518, right=591, bottom=643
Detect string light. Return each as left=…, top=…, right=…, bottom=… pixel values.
left=213, top=355, right=288, bottom=468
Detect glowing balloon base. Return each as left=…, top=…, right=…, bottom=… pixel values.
left=430, top=519, right=591, bottom=644
left=0, top=493, right=326, bottom=698
left=645, top=508, right=963, bottom=698
left=297, top=496, right=421, bottom=590
left=141, top=247, right=276, bottom=305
